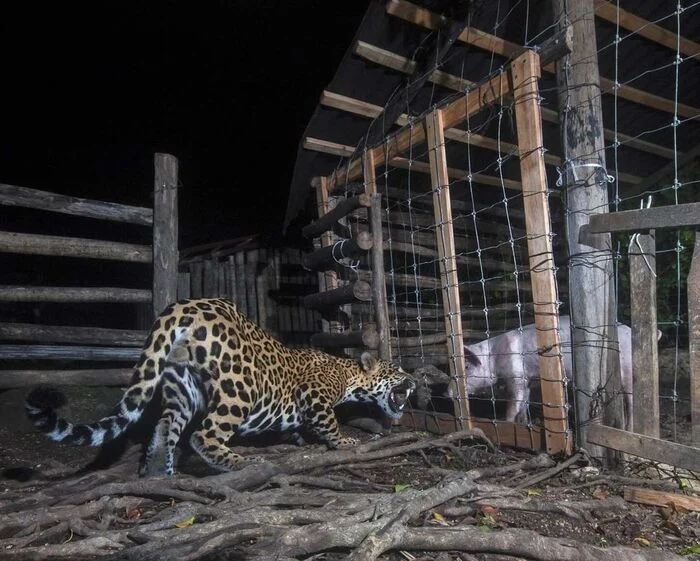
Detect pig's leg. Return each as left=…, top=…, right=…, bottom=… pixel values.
left=504, top=351, right=530, bottom=423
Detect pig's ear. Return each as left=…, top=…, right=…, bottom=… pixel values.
left=464, top=347, right=481, bottom=367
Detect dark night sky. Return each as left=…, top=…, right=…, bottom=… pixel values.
left=1, top=2, right=368, bottom=248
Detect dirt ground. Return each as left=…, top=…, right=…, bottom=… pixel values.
left=0, top=348, right=697, bottom=560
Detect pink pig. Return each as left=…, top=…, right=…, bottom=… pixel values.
left=463, top=316, right=658, bottom=429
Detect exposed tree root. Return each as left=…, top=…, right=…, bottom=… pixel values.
left=0, top=430, right=686, bottom=561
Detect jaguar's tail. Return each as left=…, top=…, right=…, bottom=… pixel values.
left=24, top=386, right=148, bottom=447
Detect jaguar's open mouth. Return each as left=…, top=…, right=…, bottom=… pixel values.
left=388, top=379, right=416, bottom=416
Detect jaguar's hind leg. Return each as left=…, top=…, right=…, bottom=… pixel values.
left=189, top=418, right=263, bottom=472
left=141, top=358, right=204, bottom=476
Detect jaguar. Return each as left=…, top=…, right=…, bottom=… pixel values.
left=25, top=298, right=415, bottom=475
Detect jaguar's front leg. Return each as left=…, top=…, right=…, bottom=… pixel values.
left=294, top=383, right=358, bottom=448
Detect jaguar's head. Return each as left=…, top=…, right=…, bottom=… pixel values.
left=344, top=352, right=416, bottom=418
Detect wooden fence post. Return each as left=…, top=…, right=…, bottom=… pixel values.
left=630, top=232, right=659, bottom=437
left=153, top=153, right=179, bottom=318
left=689, top=231, right=700, bottom=446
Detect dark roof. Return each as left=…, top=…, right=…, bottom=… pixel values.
left=285, top=0, right=700, bottom=231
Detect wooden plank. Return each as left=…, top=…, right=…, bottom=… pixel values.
left=583, top=202, right=700, bottom=237
left=511, top=50, right=570, bottom=456
left=0, top=368, right=134, bottom=389
left=0, top=345, right=141, bottom=362
left=689, top=232, right=700, bottom=446
left=303, top=281, right=372, bottom=309
left=0, top=323, right=147, bottom=346
left=0, top=286, right=151, bottom=303
left=386, top=0, right=700, bottom=119
left=624, top=487, right=700, bottom=512
left=400, top=409, right=543, bottom=450
left=351, top=40, right=676, bottom=160
left=365, top=149, right=391, bottom=361
left=234, top=251, right=248, bottom=316
left=314, top=176, right=342, bottom=334
left=594, top=1, right=700, bottom=59
left=152, top=153, right=179, bottom=317
left=630, top=232, right=659, bottom=437
left=0, top=183, right=152, bottom=225
left=587, top=424, right=700, bottom=472
left=425, top=108, right=470, bottom=430
left=0, top=231, right=151, bottom=262
left=302, top=193, right=371, bottom=238
left=245, top=249, right=259, bottom=325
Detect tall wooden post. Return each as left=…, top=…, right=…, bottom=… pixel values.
left=511, top=50, right=571, bottom=455
left=153, top=153, right=179, bottom=318
left=426, top=108, right=470, bottom=430
left=689, top=232, right=700, bottom=446
left=552, top=0, right=621, bottom=459
left=364, top=150, right=391, bottom=361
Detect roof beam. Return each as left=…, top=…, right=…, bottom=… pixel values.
left=594, top=1, right=700, bottom=58
left=386, top=0, right=700, bottom=119
left=320, top=90, right=641, bottom=184
left=303, top=136, right=522, bottom=190
left=354, top=41, right=675, bottom=160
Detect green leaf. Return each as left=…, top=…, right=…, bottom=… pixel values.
left=394, top=483, right=412, bottom=493
left=527, top=489, right=542, bottom=496
left=680, top=544, right=700, bottom=555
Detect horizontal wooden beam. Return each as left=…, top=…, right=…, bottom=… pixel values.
left=0, top=368, right=134, bottom=389
left=302, top=231, right=373, bottom=271
left=594, top=1, right=700, bottom=58
left=352, top=42, right=675, bottom=160
left=302, top=193, right=371, bottom=238
left=302, top=280, right=372, bottom=309
left=319, top=90, right=641, bottom=184
left=0, top=183, right=153, bottom=226
left=310, top=326, right=379, bottom=349
left=582, top=201, right=700, bottom=238
left=0, top=285, right=152, bottom=303
left=0, top=322, right=147, bottom=346
left=386, top=0, right=700, bottom=119
left=0, top=344, right=141, bottom=362
left=0, top=231, right=152, bottom=262
left=587, top=424, right=700, bottom=472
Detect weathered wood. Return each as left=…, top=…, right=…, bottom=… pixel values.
left=553, top=0, right=618, bottom=459
left=594, top=1, right=700, bottom=58
left=302, top=231, right=373, bottom=271
left=349, top=36, right=676, bottom=160
left=234, top=251, right=248, bottom=317
left=0, top=323, right=147, bottom=346
left=152, top=152, right=179, bottom=317
left=189, top=261, right=203, bottom=298
left=0, top=368, right=134, bottom=389
left=310, top=327, right=378, bottom=349
left=689, top=231, right=700, bottom=446
left=0, top=182, right=153, bottom=225
left=0, top=345, right=141, bottom=361
left=532, top=24, right=573, bottom=67
left=0, top=286, right=151, bottom=302
left=623, top=487, right=700, bottom=513
left=387, top=0, right=700, bottom=119
left=582, top=202, right=700, bottom=238
left=512, top=50, right=570, bottom=455
left=203, top=259, right=217, bottom=297
left=302, top=194, right=371, bottom=238
left=368, top=190, right=391, bottom=360
left=400, top=410, right=543, bottom=451
left=177, top=271, right=191, bottom=299
left=256, top=249, right=269, bottom=329
left=0, top=231, right=151, bottom=262
left=303, top=281, right=372, bottom=309
left=629, top=232, right=659, bottom=437
left=426, top=108, right=470, bottom=430
left=246, top=250, right=259, bottom=325
left=587, top=424, right=700, bottom=472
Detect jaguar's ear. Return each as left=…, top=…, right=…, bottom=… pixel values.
left=360, top=351, right=378, bottom=372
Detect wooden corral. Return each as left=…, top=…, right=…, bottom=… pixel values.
left=0, top=153, right=179, bottom=389
left=178, top=236, right=322, bottom=346
left=286, top=0, right=700, bottom=466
